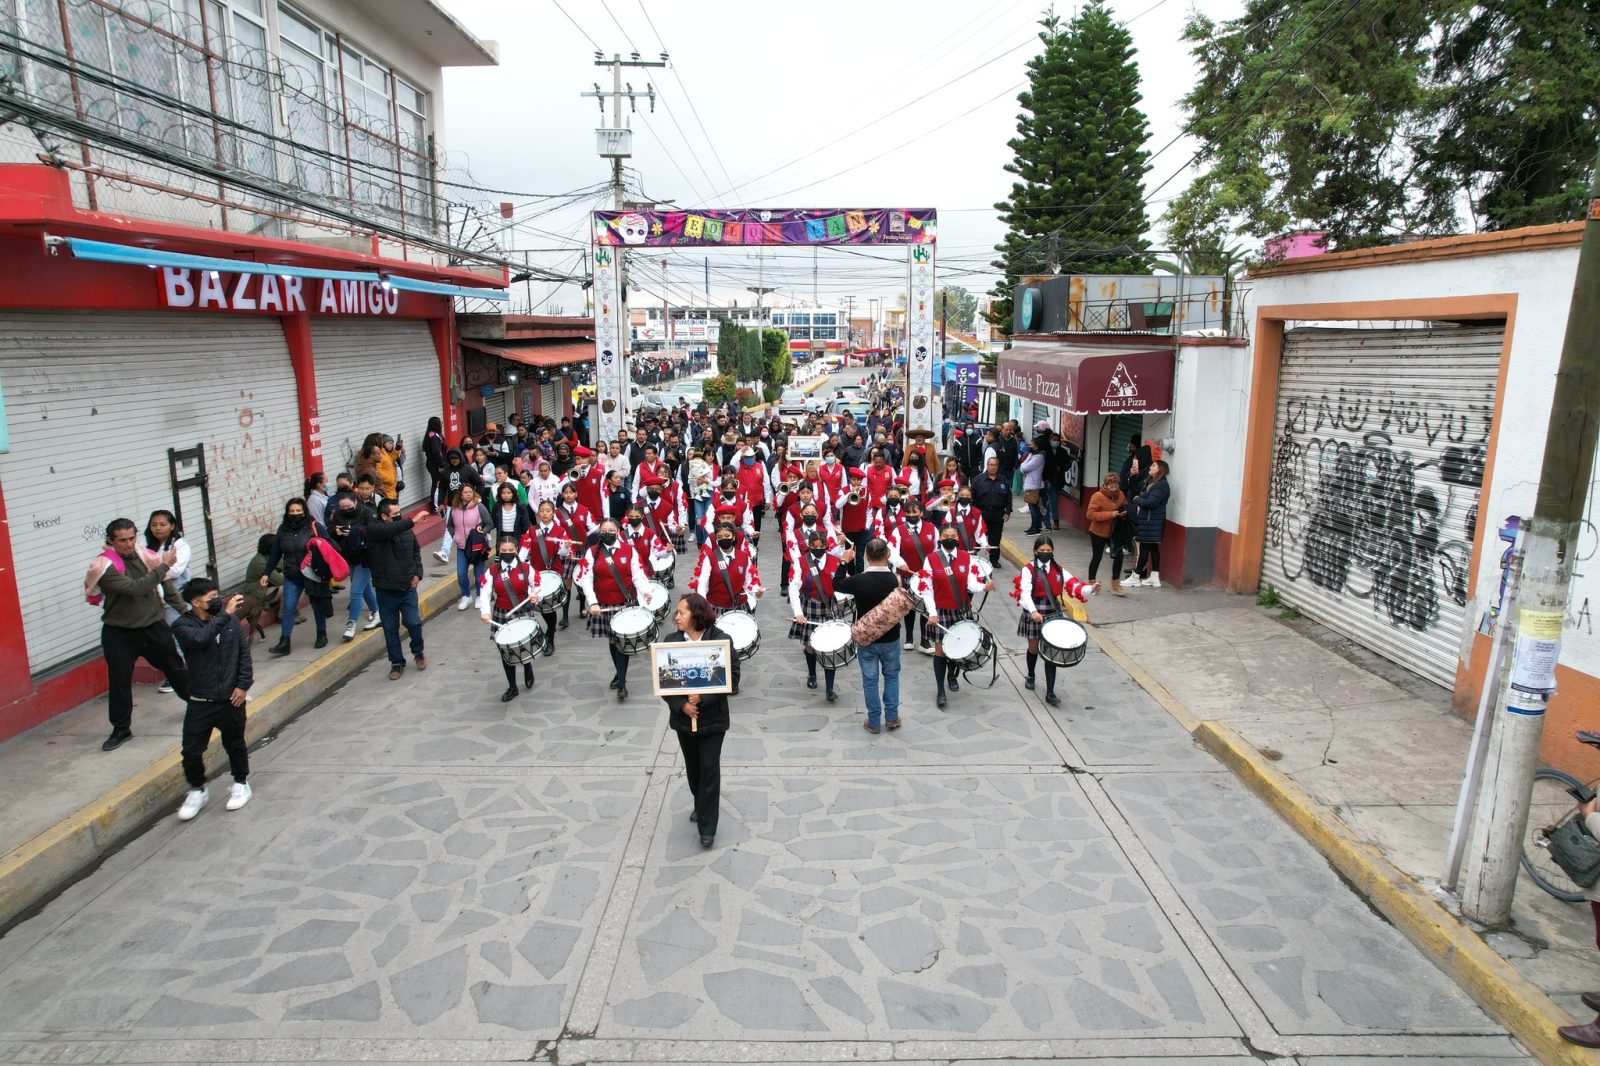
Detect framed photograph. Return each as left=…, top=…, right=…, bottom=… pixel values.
left=788, top=435, right=824, bottom=461
left=650, top=639, right=734, bottom=697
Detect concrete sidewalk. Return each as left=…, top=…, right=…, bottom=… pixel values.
left=0, top=546, right=462, bottom=932
left=1001, top=521, right=1600, bottom=1064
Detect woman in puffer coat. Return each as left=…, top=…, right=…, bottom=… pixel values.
left=1130, top=460, right=1170, bottom=588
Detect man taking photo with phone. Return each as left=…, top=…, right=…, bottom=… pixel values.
left=170, top=578, right=253, bottom=821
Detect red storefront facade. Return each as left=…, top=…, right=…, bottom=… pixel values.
left=0, top=165, right=506, bottom=740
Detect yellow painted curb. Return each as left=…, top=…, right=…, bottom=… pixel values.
left=0, top=573, right=458, bottom=933
left=1196, top=721, right=1594, bottom=1066
left=1013, top=523, right=1598, bottom=1066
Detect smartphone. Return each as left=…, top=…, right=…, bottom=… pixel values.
left=1569, top=782, right=1598, bottom=805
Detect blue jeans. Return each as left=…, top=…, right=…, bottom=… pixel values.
left=456, top=549, right=486, bottom=598
left=346, top=564, right=376, bottom=621
left=1041, top=482, right=1060, bottom=528
left=857, top=640, right=901, bottom=729
left=279, top=580, right=328, bottom=640
left=375, top=586, right=424, bottom=666
left=691, top=498, right=710, bottom=545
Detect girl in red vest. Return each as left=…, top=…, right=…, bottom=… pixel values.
left=788, top=525, right=848, bottom=702
left=576, top=518, right=650, bottom=701
left=478, top=532, right=538, bottom=701
left=1011, top=533, right=1097, bottom=706
left=915, top=522, right=995, bottom=708
left=518, top=500, right=571, bottom=650
left=555, top=481, right=598, bottom=627
left=836, top=467, right=872, bottom=576
left=694, top=508, right=764, bottom=622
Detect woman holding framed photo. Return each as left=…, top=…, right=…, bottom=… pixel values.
left=660, top=592, right=740, bottom=848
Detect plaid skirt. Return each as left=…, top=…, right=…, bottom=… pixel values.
left=562, top=557, right=583, bottom=581
left=932, top=606, right=971, bottom=634
left=788, top=595, right=838, bottom=640
left=490, top=601, right=537, bottom=626
left=585, top=607, right=630, bottom=639
left=1016, top=606, right=1063, bottom=640
left=670, top=529, right=687, bottom=552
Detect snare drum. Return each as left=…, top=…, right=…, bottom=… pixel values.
left=533, top=570, right=568, bottom=611
left=941, top=620, right=994, bottom=671
left=718, top=609, right=761, bottom=661
left=1038, top=618, right=1088, bottom=668
left=639, top=580, right=671, bottom=620
left=810, top=619, right=857, bottom=670
left=651, top=555, right=675, bottom=589
left=973, top=557, right=994, bottom=583
left=493, top=617, right=545, bottom=665
left=609, top=606, right=660, bottom=655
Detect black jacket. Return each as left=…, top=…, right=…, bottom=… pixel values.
left=172, top=608, right=253, bottom=701
left=833, top=569, right=905, bottom=645
left=488, top=501, right=533, bottom=541
left=661, top=625, right=738, bottom=733
left=424, top=430, right=447, bottom=476
left=366, top=516, right=423, bottom=591
left=969, top=470, right=1012, bottom=515
left=328, top=499, right=376, bottom=566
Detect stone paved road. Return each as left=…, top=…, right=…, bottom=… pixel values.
left=0, top=454, right=1530, bottom=1064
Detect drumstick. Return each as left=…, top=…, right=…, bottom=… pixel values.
left=487, top=595, right=537, bottom=628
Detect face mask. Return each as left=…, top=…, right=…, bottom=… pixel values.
left=647, top=490, right=661, bottom=499
left=717, top=536, right=734, bottom=549
left=742, top=458, right=755, bottom=465
left=958, top=499, right=972, bottom=509
left=599, top=532, right=618, bottom=547
left=629, top=519, right=643, bottom=529
left=907, top=515, right=922, bottom=525
left=941, top=538, right=959, bottom=551
left=825, top=456, right=836, bottom=465
left=803, top=517, right=816, bottom=527
left=886, top=500, right=901, bottom=511
left=809, top=548, right=826, bottom=560
left=1036, top=551, right=1053, bottom=561
left=723, top=491, right=737, bottom=500
left=500, top=556, right=515, bottom=569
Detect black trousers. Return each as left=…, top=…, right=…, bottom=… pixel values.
left=1137, top=543, right=1162, bottom=576
left=181, top=699, right=247, bottom=787
left=1089, top=534, right=1123, bottom=581
left=751, top=505, right=766, bottom=532
left=980, top=510, right=1006, bottom=566
left=102, top=622, right=189, bottom=731
left=846, top=530, right=869, bottom=575
left=677, top=727, right=724, bottom=835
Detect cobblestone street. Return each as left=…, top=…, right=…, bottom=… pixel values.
left=0, top=537, right=1529, bottom=1064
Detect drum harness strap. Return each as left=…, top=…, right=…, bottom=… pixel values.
left=598, top=546, right=637, bottom=607
left=802, top=553, right=841, bottom=622
left=1032, top=562, right=1064, bottom=620
left=712, top=548, right=741, bottom=609
left=531, top=528, right=555, bottom=571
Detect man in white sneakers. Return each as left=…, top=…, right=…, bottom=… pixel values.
left=171, top=578, right=254, bottom=820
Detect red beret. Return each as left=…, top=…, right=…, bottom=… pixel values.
left=848, top=467, right=866, bottom=479
left=937, top=478, right=957, bottom=489
left=641, top=470, right=665, bottom=487
left=713, top=504, right=740, bottom=518
left=572, top=445, right=594, bottom=457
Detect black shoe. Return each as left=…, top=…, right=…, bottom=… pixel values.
left=559, top=618, right=569, bottom=630
left=826, top=690, right=837, bottom=703
left=806, top=676, right=817, bottom=690
left=948, top=676, right=959, bottom=693
left=524, top=672, right=535, bottom=690
left=731, top=683, right=740, bottom=696
left=1022, top=528, right=1040, bottom=535
left=700, top=834, right=715, bottom=848
left=1045, top=693, right=1061, bottom=707
left=937, top=692, right=947, bottom=708
left=608, top=677, right=620, bottom=690
left=544, top=643, right=554, bottom=657
left=617, top=687, right=628, bottom=701
left=314, top=632, right=328, bottom=649
left=268, top=639, right=290, bottom=656
left=1024, top=676, right=1035, bottom=690
left=101, top=729, right=132, bottom=751
left=500, top=687, right=518, bottom=702
left=689, top=811, right=698, bottom=823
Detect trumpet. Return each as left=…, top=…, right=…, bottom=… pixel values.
left=778, top=480, right=794, bottom=494
left=566, top=468, right=582, bottom=481
left=845, top=491, right=862, bottom=506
